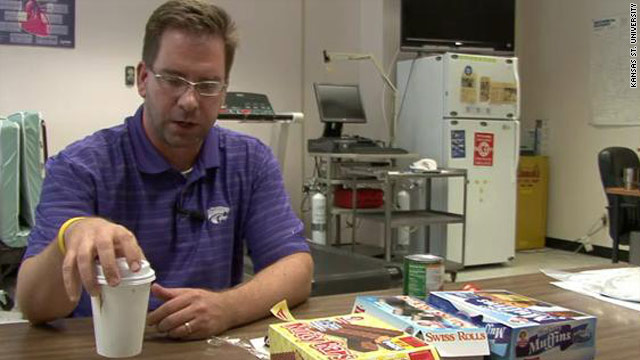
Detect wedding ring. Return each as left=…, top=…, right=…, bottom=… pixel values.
left=184, top=321, right=192, bottom=335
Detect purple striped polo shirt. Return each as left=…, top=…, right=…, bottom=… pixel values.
left=25, top=105, right=309, bottom=317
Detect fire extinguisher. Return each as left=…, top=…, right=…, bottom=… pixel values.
left=311, top=191, right=326, bottom=245
left=397, top=189, right=411, bottom=248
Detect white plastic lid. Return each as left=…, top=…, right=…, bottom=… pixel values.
left=95, top=258, right=156, bottom=286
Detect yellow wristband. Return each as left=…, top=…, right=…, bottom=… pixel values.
left=57, top=217, right=88, bottom=255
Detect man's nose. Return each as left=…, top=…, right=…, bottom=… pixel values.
left=177, top=85, right=199, bottom=112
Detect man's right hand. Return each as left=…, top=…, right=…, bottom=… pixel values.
left=61, top=217, right=144, bottom=302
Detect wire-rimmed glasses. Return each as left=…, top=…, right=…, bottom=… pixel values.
left=150, top=70, right=226, bottom=97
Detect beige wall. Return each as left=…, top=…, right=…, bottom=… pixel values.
left=3, top=0, right=630, bottom=251
left=0, top=0, right=389, bottom=241
left=0, top=0, right=305, bottom=218
left=0, top=0, right=153, bottom=153
left=517, top=0, right=637, bottom=249
left=302, top=0, right=397, bottom=146
left=302, top=0, right=397, bottom=244
left=303, top=0, right=638, bottom=252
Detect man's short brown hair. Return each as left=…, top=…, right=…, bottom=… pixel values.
left=142, top=0, right=238, bottom=81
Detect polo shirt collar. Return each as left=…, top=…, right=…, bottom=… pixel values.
left=196, top=124, right=221, bottom=171
left=127, top=105, right=221, bottom=174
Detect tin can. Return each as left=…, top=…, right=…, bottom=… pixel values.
left=403, top=254, right=445, bottom=298
left=624, top=167, right=638, bottom=190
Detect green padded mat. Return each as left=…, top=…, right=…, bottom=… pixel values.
left=0, top=118, right=29, bottom=248
left=8, top=112, right=45, bottom=229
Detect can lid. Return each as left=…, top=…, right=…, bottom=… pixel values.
left=405, top=254, right=444, bottom=263
left=95, top=258, right=155, bottom=286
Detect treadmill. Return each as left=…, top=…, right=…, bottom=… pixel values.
left=244, top=242, right=402, bottom=296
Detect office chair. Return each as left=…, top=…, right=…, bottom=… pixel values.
left=598, top=147, right=640, bottom=263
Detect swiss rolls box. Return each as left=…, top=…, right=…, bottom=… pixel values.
left=352, top=295, right=489, bottom=359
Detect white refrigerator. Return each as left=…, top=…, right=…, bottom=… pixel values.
left=396, top=53, right=520, bottom=266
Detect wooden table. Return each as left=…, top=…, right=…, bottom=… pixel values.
left=605, top=187, right=640, bottom=197
left=2, top=267, right=639, bottom=359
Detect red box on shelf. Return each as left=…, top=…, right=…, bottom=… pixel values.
left=333, top=187, right=384, bottom=208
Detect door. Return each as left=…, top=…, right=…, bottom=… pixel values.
left=444, top=119, right=518, bottom=265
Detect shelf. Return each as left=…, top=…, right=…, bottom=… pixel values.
left=309, top=152, right=467, bottom=264
left=358, top=210, right=464, bottom=227
left=309, top=152, right=421, bottom=160
left=317, top=178, right=383, bottom=186
left=330, top=207, right=384, bottom=215
left=386, top=168, right=468, bottom=179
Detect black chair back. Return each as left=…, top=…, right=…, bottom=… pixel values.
left=598, top=147, right=640, bottom=245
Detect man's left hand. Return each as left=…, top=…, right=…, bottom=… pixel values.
left=147, top=283, right=233, bottom=340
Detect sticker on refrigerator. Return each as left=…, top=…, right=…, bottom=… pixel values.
left=480, top=77, right=491, bottom=102
left=451, top=130, right=466, bottom=158
left=489, top=82, right=518, bottom=104
left=460, top=65, right=477, bottom=104
left=474, top=133, right=494, bottom=166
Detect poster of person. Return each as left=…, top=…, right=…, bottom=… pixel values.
left=0, top=0, right=75, bottom=48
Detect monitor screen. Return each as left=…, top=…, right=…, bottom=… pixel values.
left=401, top=0, right=515, bottom=52
left=314, top=83, right=367, bottom=124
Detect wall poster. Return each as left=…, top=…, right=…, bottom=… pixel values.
left=590, top=6, right=639, bottom=126
left=0, top=0, right=75, bottom=48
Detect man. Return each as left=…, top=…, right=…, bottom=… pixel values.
left=16, top=0, right=313, bottom=340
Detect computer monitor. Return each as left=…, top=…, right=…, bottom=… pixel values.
left=314, top=83, right=367, bottom=137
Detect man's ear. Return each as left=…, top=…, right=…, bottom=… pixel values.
left=136, top=61, right=148, bottom=98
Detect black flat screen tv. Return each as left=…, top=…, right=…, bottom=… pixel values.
left=401, top=0, right=515, bottom=53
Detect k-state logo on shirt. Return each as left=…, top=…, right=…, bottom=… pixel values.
left=207, top=206, right=230, bottom=224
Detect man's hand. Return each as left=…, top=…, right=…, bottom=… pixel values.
left=147, top=284, right=233, bottom=340
left=147, top=252, right=312, bottom=341
left=61, top=217, right=144, bottom=301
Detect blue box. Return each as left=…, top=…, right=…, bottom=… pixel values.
left=428, top=291, right=596, bottom=360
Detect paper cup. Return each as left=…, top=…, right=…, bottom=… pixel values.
left=91, top=258, right=155, bottom=358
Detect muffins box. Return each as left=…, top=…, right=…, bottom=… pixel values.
left=427, top=290, right=596, bottom=360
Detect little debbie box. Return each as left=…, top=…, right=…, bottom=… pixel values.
left=268, top=313, right=440, bottom=359
left=428, top=290, right=596, bottom=360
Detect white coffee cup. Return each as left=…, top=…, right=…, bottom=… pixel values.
left=91, top=258, right=156, bottom=358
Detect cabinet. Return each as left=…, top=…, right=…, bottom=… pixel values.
left=309, top=152, right=468, bottom=272
left=516, top=156, right=549, bottom=250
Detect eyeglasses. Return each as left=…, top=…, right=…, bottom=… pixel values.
left=150, top=70, right=226, bottom=97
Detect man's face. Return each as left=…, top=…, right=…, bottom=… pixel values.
left=137, top=28, right=226, bottom=153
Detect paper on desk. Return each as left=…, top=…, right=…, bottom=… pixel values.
left=0, top=318, right=27, bottom=324
left=542, top=267, right=640, bottom=311
left=249, top=337, right=269, bottom=358
left=207, top=336, right=269, bottom=359
left=551, top=281, right=640, bottom=312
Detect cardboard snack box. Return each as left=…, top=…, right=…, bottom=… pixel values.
left=352, top=295, right=489, bottom=359
left=269, top=312, right=440, bottom=360
left=428, top=290, right=596, bottom=360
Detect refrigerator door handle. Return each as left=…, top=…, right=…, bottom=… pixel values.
left=512, top=121, right=521, bottom=184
